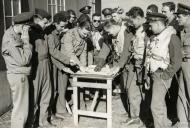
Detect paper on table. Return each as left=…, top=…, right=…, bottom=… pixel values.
left=76, top=65, right=119, bottom=76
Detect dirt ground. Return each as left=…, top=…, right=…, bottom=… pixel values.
left=0, top=94, right=145, bottom=128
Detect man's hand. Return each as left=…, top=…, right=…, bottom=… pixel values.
left=94, top=58, right=105, bottom=72
left=69, top=59, right=77, bottom=66
left=62, top=67, right=74, bottom=74
left=79, top=66, right=87, bottom=72
left=110, top=66, right=120, bottom=75
left=21, top=25, right=30, bottom=41
left=94, top=65, right=102, bottom=72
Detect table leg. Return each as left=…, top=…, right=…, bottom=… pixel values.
left=107, top=80, right=112, bottom=128
left=90, top=90, right=99, bottom=111
left=73, top=86, right=78, bottom=127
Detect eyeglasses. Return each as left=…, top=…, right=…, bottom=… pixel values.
left=93, top=20, right=101, bottom=23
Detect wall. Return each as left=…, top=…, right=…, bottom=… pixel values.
left=0, top=0, right=13, bottom=116
left=0, top=0, right=30, bottom=116
left=65, top=0, right=91, bottom=16
left=102, top=0, right=190, bottom=13
left=33, top=0, right=48, bottom=11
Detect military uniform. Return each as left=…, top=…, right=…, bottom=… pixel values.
left=126, top=25, right=149, bottom=121
left=1, top=12, right=33, bottom=128
left=102, top=8, right=113, bottom=19
left=79, top=6, right=91, bottom=15
left=47, top=25, right=71, bottom=117
left=146, top=13, right=182, bottom=128
left=175, top=3, right=190, bottom=127
left=61, top=27, right=87, bottom=67
left=29, top=9, right=53, bottom=127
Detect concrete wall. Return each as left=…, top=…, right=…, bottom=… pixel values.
left=102, top=0, right=190, bottom=13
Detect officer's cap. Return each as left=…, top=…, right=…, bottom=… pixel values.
left=146, top=12, right=167, bottom=22
left=13, top=12, right=34, bottom=24
left=79, top=6, right=91, bottom=14
left=35, top=8, right=51, bottom=20
left=102, top=8, right=113, bottom=16
left=175, top=3, right=190, bottom=15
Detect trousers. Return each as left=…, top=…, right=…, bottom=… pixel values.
left=7, top=74, right=29, bottom=128
left=151, top=73, right=172, bottom=128
left=177, top=62, right=190, bottom=128
left=33, top=59, right=52, bottom=125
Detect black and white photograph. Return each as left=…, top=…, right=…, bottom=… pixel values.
left=0, top=0, right=190, bottom=128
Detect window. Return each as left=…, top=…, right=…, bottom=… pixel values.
left=47, top=0, right=65, bottom=20
left=3, top=0, right=21, bottom=30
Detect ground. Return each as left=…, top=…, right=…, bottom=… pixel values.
left=0, top=94, right=143, bottom=128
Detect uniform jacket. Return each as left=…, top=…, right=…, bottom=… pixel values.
left=61, top=27, right=87, bottom=67
left=155, top=33, right=182, bottom=80
left=96, top=29, right=133, bottom=69
left=1, top=26, right=32, bottom=74
left=146, top=26, right=176, bottom=72
left=181, top=29, right=190, bottom=58
left=47, top=26, right=70, bottom=71
left=29, top=24, right=50, bottom=78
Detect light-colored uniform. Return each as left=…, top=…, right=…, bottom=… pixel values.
left=146, top=26, right=182, bottom=128
left=1, top=26, right=32, bottom=128
left=47, top=29, right=71, bottom=115
left=177, top=30, right=190, bottom=128
left=61, top=27, right=87, bottom=67
left=127, top=25, right=147, bottom=118
left=29, top=25, right=52, bottom=125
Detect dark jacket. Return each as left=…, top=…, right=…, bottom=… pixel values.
left=159, top=34, right=182, bottom=80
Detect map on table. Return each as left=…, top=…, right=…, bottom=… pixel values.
left=75, top=65, right=119, bottom=76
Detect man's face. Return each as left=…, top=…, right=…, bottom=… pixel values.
left=149, top=20, right=161, bottom=34
left=78, top=27, right=90, bottom=38
left=55, top=21, right=67, bottom=32
left=112, top=12, right=121, bottom=23
left=37, top=18, right=49, bottom=29
left=129, top=16, right=143, bottom=29
left=162, top=6, right=173, bottom=19
left=92, top=16, right=101, bottom=28
left=104, top=15, right=112, bottom=20
left=177, top=14, right=189, bottom=26
left=104, top=25, right=119, bottom=37
left=69, top=14, right=76, bottom=23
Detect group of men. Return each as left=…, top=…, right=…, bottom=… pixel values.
left=1, top=1, right=190, bottom=128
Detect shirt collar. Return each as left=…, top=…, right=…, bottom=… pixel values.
left=10, top=26, right=21, bottom=39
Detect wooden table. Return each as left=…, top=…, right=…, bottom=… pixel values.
left=72, top=73, right=116, bottom=128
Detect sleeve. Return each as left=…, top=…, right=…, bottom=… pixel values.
left=61, top=31, right=81, bottom=66
left=47, top=34, right=70, bottom=65
left=79, top=43, right=87, bottom=66
left=161, top=34, right=182, bottom=80
left=97, top=42, right=111, bottom=60
left=116, top=32, right=133, bottom=68
left=51, top=57, right=66, bottom=71
left=87, top=51, right=94, bottom=66
left=7, top=36, right=33, bottom=66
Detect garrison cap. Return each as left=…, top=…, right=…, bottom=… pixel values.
left=79, top=6, right=91, bottom=14
left=35, top=8, right=51, bottom=20
left=102, top=8, right=113, bottom=16
left=146, top=12, right=167, bottom=22
left=175, top=3, right=190, bottom=15
left=13, top=11, right=34, bottom=24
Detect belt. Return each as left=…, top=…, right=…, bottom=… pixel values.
left=38, top=54, right=49, bottom=61
left=182, top=57, right=190, bottom=62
